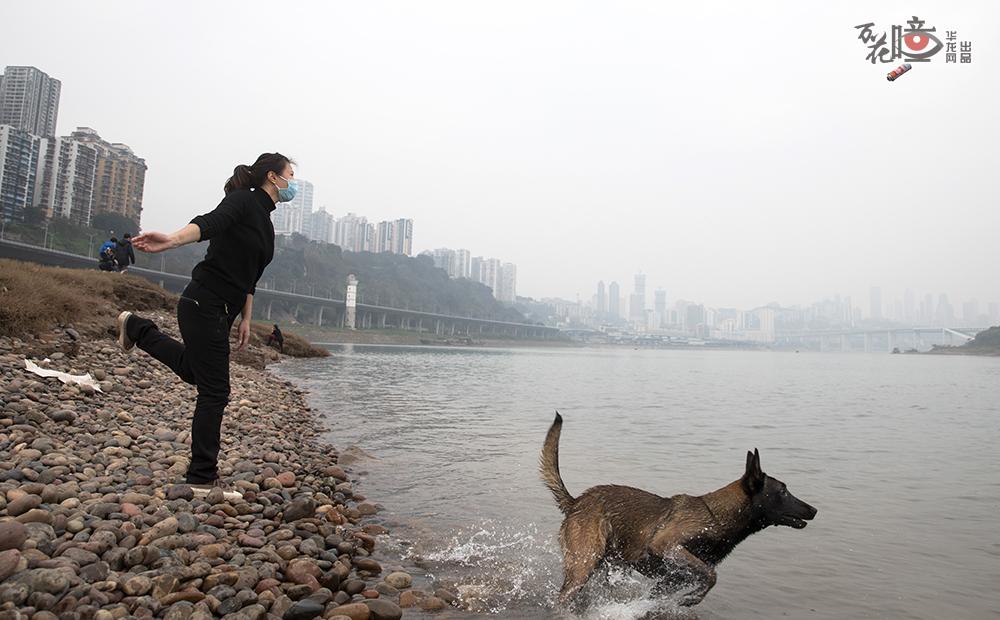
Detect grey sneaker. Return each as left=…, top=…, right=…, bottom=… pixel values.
left=117, top=311, right=135, bottom=352
left=189, top=479, right=243, bottom=502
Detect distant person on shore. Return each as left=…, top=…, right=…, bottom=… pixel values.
left=98, top=244, right=117, bottom=271
left=99, top=237, right=118, bottom=259
left=116, top=153, right=293, bottom=498
left=98, top=237, right=119, bottom=271
left=115, top=233, right=136, bottom=270
left=267, top=324, right=284, bottom=353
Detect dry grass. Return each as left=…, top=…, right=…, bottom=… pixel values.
left=0, top=259, right=328, bottom=360
left=0, top=259, right=174, bottom=338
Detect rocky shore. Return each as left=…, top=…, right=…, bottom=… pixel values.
left=0, top=308, right=460, bottom=620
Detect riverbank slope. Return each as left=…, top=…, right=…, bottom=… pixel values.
left=0, top=261, right=459, bottom=619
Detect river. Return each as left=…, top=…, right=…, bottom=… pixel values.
left=274, top=345, right=1000, bottom=619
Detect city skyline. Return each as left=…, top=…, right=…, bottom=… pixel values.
left=584, top=275, right=997, bottom=330
left=2, top=3, right=996, bottom=309
left=425, top=247, right=518, bottom=303
left=272, top=184, right=415, bottom=256
left=0, top=64, right=146, bottom=228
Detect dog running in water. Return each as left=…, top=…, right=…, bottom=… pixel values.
left=539, top=412, right=817, bottom=606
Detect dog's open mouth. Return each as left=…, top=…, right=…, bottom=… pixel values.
left=780, top=515, right=810, bottom=529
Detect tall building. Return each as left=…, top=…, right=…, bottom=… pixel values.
left=869, top=286, right=882, bottom=321
left=922, top=293, right=935, bottom=324
left=631, top=273, right=646, bottom=321
left=393, top=218, right=413, bottom=256
left=0, top=125, right=43, bottom=222
left=935, top=294, right=953, bottom=325
left=375, top=220, right=393, bottom=253
left=608, top=281, right=620, bottom=319
left=685, top=304, right=706, bottom=333
left=273, top=179, right=314, bottom=236
left=334, top=213, right=371, bottom=252
left=373, top=218, right=415, bottom=255
left=0, top=66, right=61, bottom=136
left=429, top=248, right=455, bottom=274
left=654, top=289, right=667, bottom=326
left=596, top=281, right=607, bottom=316
left=988, top=302, right=999, bottom=325
left=454, top=249, right=471, bottom=278
left=68, top=127, right=146, bottom=226
left=34, top=136, right=98, bottom=226
left=480, top=258, right=502, bottom=294
left=498, top=262, right=517, bottom=303
left=470, top=256, right=483, bottom=282
left=306, top=206, right=334, bottom=244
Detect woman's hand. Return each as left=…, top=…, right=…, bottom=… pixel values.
left=133, top=224, right=201, bottom=253
left=237, top=319, right=251, bottom=351
left=131, top=231, right=174, bottom=253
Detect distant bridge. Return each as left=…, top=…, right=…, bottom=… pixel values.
left=0, top=239, right=560, bottom=340
left=778, top=326, right=985, bottom=352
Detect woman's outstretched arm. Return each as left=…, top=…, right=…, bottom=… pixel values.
left=132, top=223, right=201, bottom=253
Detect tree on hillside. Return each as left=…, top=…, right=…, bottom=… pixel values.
left=91, top=213, right=140, bottom=236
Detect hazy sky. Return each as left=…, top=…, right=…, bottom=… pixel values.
left=3, top=1, right=997, bottom=310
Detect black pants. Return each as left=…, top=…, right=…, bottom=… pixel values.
left=127, top=280, right=241, bottom=484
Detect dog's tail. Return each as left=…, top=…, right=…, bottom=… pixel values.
left=540, top=411, right=576, bottom=514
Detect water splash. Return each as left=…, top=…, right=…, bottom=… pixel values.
left=397, top=519, right=697, bottom=619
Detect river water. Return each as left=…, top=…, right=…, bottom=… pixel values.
left=273, top=345, right=1000, bottom=619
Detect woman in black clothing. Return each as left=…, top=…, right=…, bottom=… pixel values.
left=119, top=152, right=295, bottom=497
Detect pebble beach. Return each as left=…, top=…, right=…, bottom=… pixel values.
left=0, top=307, right=459, bottom=620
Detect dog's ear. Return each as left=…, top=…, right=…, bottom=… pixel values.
left=743, top=449, right=764, bottom=493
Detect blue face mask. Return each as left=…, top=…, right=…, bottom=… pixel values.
left=276, top=175, right=298, bottom=202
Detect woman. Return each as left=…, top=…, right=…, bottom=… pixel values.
left=119, top=152, right=295, bottom=497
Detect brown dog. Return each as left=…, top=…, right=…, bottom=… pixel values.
left=540, top=412, right=817, bottom=606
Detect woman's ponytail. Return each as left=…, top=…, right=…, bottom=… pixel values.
left=224, top=164, right=256, bottom=194
left=223, top=153, right=294, bottom=195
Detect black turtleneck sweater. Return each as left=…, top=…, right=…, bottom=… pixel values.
left=189, top=187, right=276, bottom=308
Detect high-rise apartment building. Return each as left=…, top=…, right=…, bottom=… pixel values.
left=631, top=273, right=646, bottom=320
left=424, top=248, right=514, bottom=301
left=0, top=125, right=43, bottom=222
left=470, top=256, right=483, bottom=282
left=596, top=281, right=607, bottom=316
left=454, top=249, right=471, bottom=279
left=608, top=281, right=620, bottom=319
left=428, top=248, right=455, bottom=274
left=935, top=294, right=953, bottom=325
left=480, top=258, right=502, bottom=294
left=306, top=206, right=335, bottom=244
left=393, top=218, right=413, bottom=256
left=69, top=127, right=146, bottom=225
left=499, top=262, right=517, bottom=303
left=654, top=289, right=667, bottom=327
left=375, top=221, right=393, bottom=253
left=0, top=66, right=61, bottom=136
left=334, top=213, right=372, bottom=252
left=374, top=218, right=415, bottom=255
left=34, top=136, right=98, bottom=226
